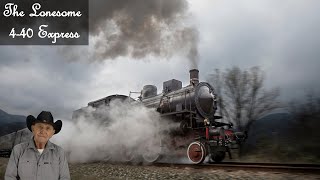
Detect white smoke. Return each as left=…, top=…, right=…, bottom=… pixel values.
left=51, top=99, right=180, bottom=163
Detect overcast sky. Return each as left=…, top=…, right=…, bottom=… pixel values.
left=0, top=0, right=319, bottom=119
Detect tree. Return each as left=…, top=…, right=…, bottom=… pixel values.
left=288, top=93, right=320, bottom=159
left=207, top=66, right=280, bottom=132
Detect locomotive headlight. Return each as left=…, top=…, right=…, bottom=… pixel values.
left=194, top=82, right=217, bottom=118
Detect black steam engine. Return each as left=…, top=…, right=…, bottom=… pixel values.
left=137, top=69, right=245, bottom=164
left=73, top=69, right=246, bottom=164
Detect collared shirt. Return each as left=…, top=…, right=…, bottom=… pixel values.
left=5, top=137, right=70, bottom=180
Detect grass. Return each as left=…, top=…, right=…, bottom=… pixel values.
left=242, top=137, right=320, bottom=163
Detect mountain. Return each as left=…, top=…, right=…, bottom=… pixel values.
left=0, top=109, right=26, bottom=136
left=0, top=109, right=26, bottom=125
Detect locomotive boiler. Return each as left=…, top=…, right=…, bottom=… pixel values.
left=73, top=69, right=246, bottom=164
left=139, top=69, right=217, bottom=128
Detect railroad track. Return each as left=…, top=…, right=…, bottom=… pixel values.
left=153, top=161, right=320, bottom=174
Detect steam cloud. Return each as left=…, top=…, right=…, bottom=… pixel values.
left=1, top=0, right=199, bottom=67
left=88, top=0, right=199, bottom=68
left=1, top=0, right=200, bottom=67
left=52, top=100, right=179, bottom=163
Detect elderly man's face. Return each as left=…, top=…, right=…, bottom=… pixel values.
left=32, top=123, right=55, bottom=145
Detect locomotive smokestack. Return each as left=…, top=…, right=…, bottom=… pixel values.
left=189, top=69, right=199, bottom=85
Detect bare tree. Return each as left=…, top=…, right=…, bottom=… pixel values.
left=208, top=66, right=280, bottom=132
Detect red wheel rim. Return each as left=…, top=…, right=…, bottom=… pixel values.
left=187, top=141, right=205, bottom=164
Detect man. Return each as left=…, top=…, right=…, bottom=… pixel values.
left=5, top=111, right=70, bottom=180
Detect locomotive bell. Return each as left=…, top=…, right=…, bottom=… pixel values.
left=189, top=69, right=199, bottom=85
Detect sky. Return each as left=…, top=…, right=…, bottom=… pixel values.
left=0, top=0, right=320, bottom=120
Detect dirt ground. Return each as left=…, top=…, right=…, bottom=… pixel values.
left=1, top=157, right=320, bottom=180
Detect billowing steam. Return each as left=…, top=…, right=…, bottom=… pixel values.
left=51, top=0, right=201, bottom=161
left=52, top=100, right=179, bottom=163
left=88, top=0, right=199, bottom=68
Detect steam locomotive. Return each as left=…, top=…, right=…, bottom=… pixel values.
left=73, top=69, right=246, bottom=164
